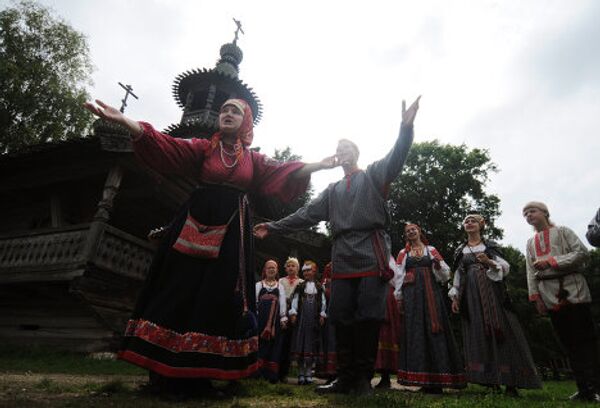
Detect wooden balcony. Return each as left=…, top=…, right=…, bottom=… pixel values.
left=0, top=223, right=154, bottom=284
left=0, top=223, right=155, bottom=351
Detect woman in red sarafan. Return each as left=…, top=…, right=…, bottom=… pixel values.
left=84, top=98, right=335, bottom=394
left=395, top=223, right=466, bottom=393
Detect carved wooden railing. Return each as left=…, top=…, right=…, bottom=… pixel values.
left=0, top=223, right=154, bottom=284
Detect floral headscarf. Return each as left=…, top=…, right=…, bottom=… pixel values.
left=210, top=98, right=254, bottom=158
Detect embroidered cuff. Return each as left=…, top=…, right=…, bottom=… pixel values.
left=548, top=256, right=559, bottom=269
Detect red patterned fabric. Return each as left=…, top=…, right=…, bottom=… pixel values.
left=534, top=229, right=552, bottom=257
left=124, top=319, right=258, bottom=357
left=172, top=212, right=229, bottom=258
left=375, top=286, right=402, bottom=371
left=397, top=369, right=467, bottom=386
left=119, top=350, right=259, bottom=380
left=133, top=122, right=309, bottom=203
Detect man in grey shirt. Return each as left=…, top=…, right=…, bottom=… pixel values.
left=254, top=96, right=419, bottom=394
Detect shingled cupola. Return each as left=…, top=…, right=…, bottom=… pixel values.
left=165, top=20, right=262, bottom=139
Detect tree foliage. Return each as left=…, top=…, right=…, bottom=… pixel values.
left=387, top=140, right=502, bottom=259
left=0, top=0, right=94, bottom=153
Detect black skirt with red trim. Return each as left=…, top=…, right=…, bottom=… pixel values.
left=118, top=185, right=258, bottom=380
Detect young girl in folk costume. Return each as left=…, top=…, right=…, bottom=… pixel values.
left=290, top=260, right=327, bottom=385
left=278, top=257, right=303, bottom=382
left=395, top=224, right=465, bottom=393
left=256, top=260, right=288, bottom=383
left=316, top=262, right=337, bottom=382
left=83, top=98, right=334, bottom=395
left=449, top=214, right=541, bottom=396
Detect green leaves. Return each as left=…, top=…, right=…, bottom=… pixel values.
left=388, top=140, right=502, bottom=259
left=0, top=1, right=94, bottom=153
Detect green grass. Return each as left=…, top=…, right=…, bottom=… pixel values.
left=1, top=348, right=598, bottom=407
left=0, top=345, right=145, bottom=375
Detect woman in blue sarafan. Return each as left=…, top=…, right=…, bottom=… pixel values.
left=255, top=260, right=288, bottom=383
left=449, top=214, right=541, bottom=396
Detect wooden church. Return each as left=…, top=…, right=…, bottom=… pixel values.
left=0, top=33, right=330, bottom=352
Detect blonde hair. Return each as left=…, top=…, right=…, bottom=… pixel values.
left=285, top=257, right=299, bottom=268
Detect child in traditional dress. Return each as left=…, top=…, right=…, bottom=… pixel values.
left=524, top=202, right=600, bottom=402
left=289, top=260, right=326, bottom=385
left=256, top=260, right=288, bottom=383
left=278, top=257, right=303, bottom=382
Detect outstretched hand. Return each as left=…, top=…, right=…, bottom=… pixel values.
left=320, top=155, right=339, bottom=170
left=83, top=99, right=125, bottom=124
left=402, top=96, right=421, bottom=127
left=253, top=223, right=270, bottom=239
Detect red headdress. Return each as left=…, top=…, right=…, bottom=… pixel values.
left=210, top=98, right=254, bottom=158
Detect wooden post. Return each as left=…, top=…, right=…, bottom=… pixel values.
left=50, top=194, right=62, bottom=227
left=83, top=164, right=124, bottom=263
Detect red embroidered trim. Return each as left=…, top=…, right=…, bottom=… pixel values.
left=258, top=358, right=279, bottom=373
left=397, top=369, right=466, bottom=385
left=124, top=319, right=258, bottom=357
left=548, top=256, right=559, bottom=269
left=118, top=350, right=259, bottom=380
left=529, top=294, right=541, bottom=302
left=534, top=229, right=551, bottom=257
left=332, top=271, right=380, bottom=279
left=396, top=249, right=407, bottom=265
left=172, top=213, right=228, bottom=258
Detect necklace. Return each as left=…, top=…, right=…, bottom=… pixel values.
left=410, top=244, right=425, bottom=260
left=263, top=279, right=277, bottom=287
left=220, top=141, right=242, bottom=168
left=467, top=240, right=482, bottom=248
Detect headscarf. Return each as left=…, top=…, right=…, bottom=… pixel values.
left=462, top=214, right=485, bottom=229
left=522, top=201, right=550, bottom=218
left=301, top=260, right=318, bottom=277
left=210, top=98, right=254, bottom=159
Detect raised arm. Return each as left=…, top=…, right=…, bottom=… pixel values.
left=84, top=99, right=208, bottom=176
left=366, top=97, right=420, bottom=193
left=84, top=99, right=142, bottom=136
left=291, top=155, right=339, bottom=179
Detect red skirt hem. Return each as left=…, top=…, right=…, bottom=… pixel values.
left=118, top=350, right=259, bottom=380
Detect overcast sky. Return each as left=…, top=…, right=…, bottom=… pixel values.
left=4, top=0, right=599, bottom=252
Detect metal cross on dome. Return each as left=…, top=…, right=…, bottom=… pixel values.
left=232, top=18, right=244, bottom=45
left=118, top=82, right=138, bottom=113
